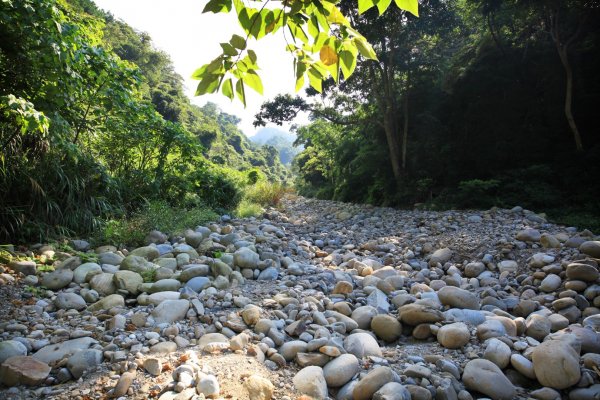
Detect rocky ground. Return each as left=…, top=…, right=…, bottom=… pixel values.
left=1, top=194, right=600, bottom=400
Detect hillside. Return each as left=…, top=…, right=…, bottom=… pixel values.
left=250, top=127, right=301, bottom=166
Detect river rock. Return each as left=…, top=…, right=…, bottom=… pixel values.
left=244, top=375, right=274, bottom=400
left=66, top=349, right=103, bottom=378
left=33, top=337, right=98, bottom=364
left=0, top=356, right=51, bottom=386
left=438, top=286, right=480, bottom=309
left=89, top=272, right=116, bottom=296
left=234, top=247, right=259, bottom=269
left=462, top=359, right=516, bottom=400
left=0, top=340, right=27, bottom=364
left=130, top=245, right=160, bottom=261
left=353, top=366, right=398, bottom=400
left=344, top=332, right=382, bottom=358
left=73, top=262, right=102, bottom=283
left=373, top=382, right=411, bottom=400
left=152, top=299, right=189, bottom=324
left=292, top=366, right=328, bottom=399
left=566, top=263, right=599, bottom=282
left=88, top=294, right=125, bottom=312
left=54, top=292, right=87, bottom=310
left=371, top=314, right=402, bottom=342
left=323, top=353, right=359, bottom=387
left=113, top=270, right=143, bottom=295
left=580, top=241, right=600, bottom=258
left=41, top=268, right=73, bottom=290
left=437, top=322, right=470, bottom=349
left=532, top=339, right=581, bottom=389
left=399, top=303, right=443, bottom=326
left=484, top=338, right=511, bottom=368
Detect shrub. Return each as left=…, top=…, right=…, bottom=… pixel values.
left=235, top=200, right=263, bottom=218
left=96, top=200, right=218, bottom=246
left=244, top=181, right=287, bottom=207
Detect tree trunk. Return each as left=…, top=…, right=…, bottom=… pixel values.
left=402, top=83, right=409, bottom=170
left=383, top=107, right=403, bottom=185
left=557, top=46, right=583, bottom=151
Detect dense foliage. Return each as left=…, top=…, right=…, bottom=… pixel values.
left=0, top=0, right=289, bottom=243
left=259, top=0, right=600, bottom=229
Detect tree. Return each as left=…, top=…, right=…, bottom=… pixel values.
left=192, top=0, right=419, bottom=104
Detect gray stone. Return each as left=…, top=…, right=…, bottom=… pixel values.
left=8, top=260, right=36, bottom=275
left=438, top=286, right=480, bottom=310
left=129, top=245, right=160, bottom=261
left=437, top=322, right=470, bottom=349
left=257, top=267, right=278, bottom=281
left=113, top=270, right=143, bottom=295
left=0, top=340, right=28, bottom=364
left=152, top=299, right=189, bottom=324
left=353, top=366, right=399, bottom=400
left=234, top=247, right=259, bottom=269
left=293, top=366, right=328, bottom=399
left=344, top=332, right=382, bottom=358
left=323, top=354, right=359, bottom=388
left=532, top=339, right=581, bottom=389
left=54, top=292, right=87, bottom=311
left=73, top=263, right=102, bottom=283
left=66, top=349, right=103, bottom=378
left=185, top=276, right=211, bottom=292
left=41, top=268, right=73, bottom=290
left=149, top=278, right=181, bottom=293
left=373, top=382, right=411, bottom=400
left=33, top=337, right=98, bottom=365
left=580, top=241, right=600, bottom=258
left=462, top=359, right=516, bottom=400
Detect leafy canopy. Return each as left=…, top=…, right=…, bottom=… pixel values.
left=192, top=0, right=419, bottom=104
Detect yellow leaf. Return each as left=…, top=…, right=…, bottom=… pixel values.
left=319, top=45, right=338, bottom=66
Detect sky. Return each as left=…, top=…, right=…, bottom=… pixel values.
left=94, top=0, right=306, bottom=136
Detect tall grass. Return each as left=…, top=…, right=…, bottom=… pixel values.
left=243, top=181, right=288, bottom=207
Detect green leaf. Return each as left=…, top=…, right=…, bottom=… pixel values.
left=354, top=37, right=378, bottom=60
left=308, top=67, right=323, bottom=93
left=220, top=43, right=238, bottom=56
left=191, top=65, right=208, bottom=79
left=376, top=0, right=393, bottom=15
left=244, top=70, right=263, bottom=95
left=222, top=78, right=234, bottom=100
left=202, top=0, right=232, bottom=13
left=339, top=48, right=357, bottom=80
left=195, top=74, right=221, bottom=96
left=235, top=79, right=246, bottom=106
left=295, top=75, right=305, bottom=92
left=247, top=50, right=258, bottom=66
left=230, top=34, right=246, bottom=50
left=358, top=0, right=375, bottom=14
left=394, top=0, right=419, bottom=16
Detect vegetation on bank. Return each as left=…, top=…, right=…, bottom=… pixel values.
left=255, top=0, right=600, bottom=232
left=0, top=0, right=290, bottom=244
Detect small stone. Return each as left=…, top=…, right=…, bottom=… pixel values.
left=244, top=375, right=274, bottom=400
left=197, top=374, right=220, bottom=398
left=144, top=358, right=162, bottom=376
left=113, top=370, right=136, bottom=397
left=483, top=338, right=511, bottom=369
left=373, top=382, right=411, bottom=400
left=66, top=349, right=103, bottom=379
left=0, top=340, right=28, bottom=364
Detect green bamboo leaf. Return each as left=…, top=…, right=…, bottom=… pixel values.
left=222, top=78, right=234, bottom=100
left=244, top=70, right=263, bottom=95
left=202, top=0, right=232, bottom=14
left=394, top=0, right=419, bottom=16
left=358, top=0, right=375, bottom=14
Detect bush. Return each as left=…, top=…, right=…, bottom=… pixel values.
left=96, top=200, right=218, bottom=246
left=244, top=181, right=287, bottom=207
left=235, top=200, right=263, bottom=218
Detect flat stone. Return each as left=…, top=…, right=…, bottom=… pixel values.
left=54, top=292, right=87, bottom=311
left=0, top=356, right=51, bottom=386
left=0, top=340, right=28, bottom=364
left=33, top=337, right=98, bottom=365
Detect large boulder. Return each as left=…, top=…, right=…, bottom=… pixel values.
left=438, top=286, right=480, bottom=310
left=0, top=356, right=51, bottom=386
left=532, top=339, right=581, bottom=389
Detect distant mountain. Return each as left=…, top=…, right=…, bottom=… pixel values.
left=250, top=127, right=296, bottom=145
left=250, top=127, right=301, bottom=166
